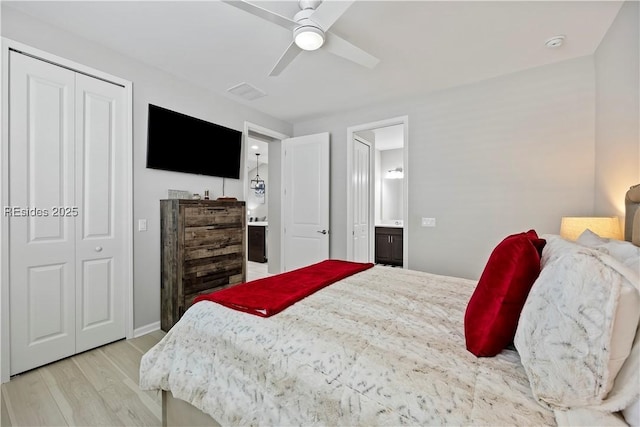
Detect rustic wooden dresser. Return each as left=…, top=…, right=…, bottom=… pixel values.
left=160, top=199, right=246, bottom=331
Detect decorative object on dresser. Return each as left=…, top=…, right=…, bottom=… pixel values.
left=160, top=199, right=246, bottom=331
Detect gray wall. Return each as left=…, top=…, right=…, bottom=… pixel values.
left=294, top=56, right=597, bottom=279
left=1, top=7, right=292, bottom=330
left=594, top=1, right=640, bottom=220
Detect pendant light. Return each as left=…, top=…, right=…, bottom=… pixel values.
left=250, top=153, right=265, bottom=194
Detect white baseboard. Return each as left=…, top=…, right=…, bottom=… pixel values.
left=133, top=321, right=161, bottom=338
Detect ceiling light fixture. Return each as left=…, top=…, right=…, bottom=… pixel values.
left=545, top=35, right=565, bottom=48
left=386, top=167, right=404, bottom=180
left=294, top=25, right=325, bottom=51
left=250, top=153, right=265, bottom=194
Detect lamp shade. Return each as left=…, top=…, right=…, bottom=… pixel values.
left=560, top=217, right=622, bottom=241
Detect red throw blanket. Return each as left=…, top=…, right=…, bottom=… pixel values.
left=194, top=259, right=374, bottom=317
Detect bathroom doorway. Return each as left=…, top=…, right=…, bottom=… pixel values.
left=243, top=123, right=288, bottom=279
left=346, top=117, right=408, bottom=267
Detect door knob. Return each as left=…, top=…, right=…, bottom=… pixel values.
left=317, top=230, right=328, bottom=235
left=95, top=246, right=103, bottom=252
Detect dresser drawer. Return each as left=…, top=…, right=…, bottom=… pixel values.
left=184, top=206, right=243, bottom=227
left=184, top=243, right=244, bottom=261
left=183, top=255, right=243, bottom=294
left=184, top=226, right=243, bottom=247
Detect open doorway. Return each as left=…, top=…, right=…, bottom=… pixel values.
left=346, top=117, right=409, bottom=267
left=243, top=123, right=289, bottom=279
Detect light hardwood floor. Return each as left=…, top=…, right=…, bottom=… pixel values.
left=247, top=260, right=271, bottom=281
left=2, top=264, right=271, bottom=427
left=1, top=330, right=165, bottom=427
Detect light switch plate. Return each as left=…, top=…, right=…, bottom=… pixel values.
left=421, top=217, right=436, bottom=227
left=138, top=219, right=148, bottom=232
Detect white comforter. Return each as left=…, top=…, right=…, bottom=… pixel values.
left=140, top=266, right=554, bottom=426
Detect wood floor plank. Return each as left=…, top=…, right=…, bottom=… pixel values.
left=128, top=333, right=161, bottom=354
left=72, top=350, right=161, bottom=426
left=97, top=381, right=161, bottom=426
left=123, top=377, right=162, bottom=422
left=1, top=387, right=14, bottom=427
left=100, top=340, right=163, bottom=406
left=40, top=358, right=123, bottom=426
left=101, top=340, right=146, bottom=383
left=72, top=348, right=126, bottom=392
left=1, top=370, right=67, bottom=426
left=149, top=330, right=166, bottom=341
left=1, top=331, right=165, bottom=427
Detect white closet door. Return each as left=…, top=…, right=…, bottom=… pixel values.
left=9, top=53, right=77, bottom=374
left=74, top=74, right=126, bottom=352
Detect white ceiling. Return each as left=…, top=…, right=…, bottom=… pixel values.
left=4, top=1, right=623, bottom=124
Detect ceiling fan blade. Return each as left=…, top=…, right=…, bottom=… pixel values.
left=270, top=42, right=303, bottom=76
left=324, top=32, right=379, bottom=69
left=310, top=0, right=355, bottom=30
left=221, top=0, right=298, bottom=31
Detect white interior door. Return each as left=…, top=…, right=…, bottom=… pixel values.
left=282, top=133, right=330, bottom=271
left=74, top=73, right=126, bottom=352
left=352, top=138, right=371, bottom=262
left=9, top=52, right=126, bottom=375
left=9, top=53, right=77, bottom=374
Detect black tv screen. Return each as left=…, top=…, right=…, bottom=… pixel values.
left=146, top=104, right=242, bottom=179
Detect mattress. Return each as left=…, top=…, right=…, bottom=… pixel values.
left=140, top=265, right=554, bottom=425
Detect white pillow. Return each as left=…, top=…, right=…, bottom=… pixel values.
left=577, top=229, right=640, bottom=274
left=515, top=238, right=640, bottom=408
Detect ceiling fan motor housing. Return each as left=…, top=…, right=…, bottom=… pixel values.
left=298, top=0, right=323, bottom=11
left=293, top=8, right=325, bottom=50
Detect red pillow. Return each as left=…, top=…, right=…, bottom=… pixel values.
left=464, top=230, right=545, bottom=357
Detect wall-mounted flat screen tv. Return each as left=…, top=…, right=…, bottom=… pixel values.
left=146, top=104, right=242, bottom=179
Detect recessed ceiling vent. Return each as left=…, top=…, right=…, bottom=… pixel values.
left=227, top=82, right=267, bottom=101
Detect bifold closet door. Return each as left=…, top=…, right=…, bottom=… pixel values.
left=74, top=73, right=126, bottom=353
left=9, top=52, right=126, bottom=375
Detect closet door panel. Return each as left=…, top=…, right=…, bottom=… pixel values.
left=9, top=52, right=76, bottom=375
left=74, top=74, right=126, bottom=352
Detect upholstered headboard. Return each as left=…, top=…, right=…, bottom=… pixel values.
left=625, top=184, right=640, bottom=246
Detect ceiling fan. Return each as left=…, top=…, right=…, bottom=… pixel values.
left=222, top=0, right=380, bottom=76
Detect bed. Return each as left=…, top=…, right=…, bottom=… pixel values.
left=140, top=185, right=640, bottom=426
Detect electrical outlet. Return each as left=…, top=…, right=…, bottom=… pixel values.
left=138, top=219, right=148, bottom=232
left=421, top=217, right=436, bottom=227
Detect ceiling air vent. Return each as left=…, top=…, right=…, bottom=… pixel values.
left=227, top=82, right=267, bottom=101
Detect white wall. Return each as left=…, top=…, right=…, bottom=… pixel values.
left=594, top=0, right=640, bottom=230
left=1, top=7, right=292, bottom=330
left=295, top=56, right=597, bottom=279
